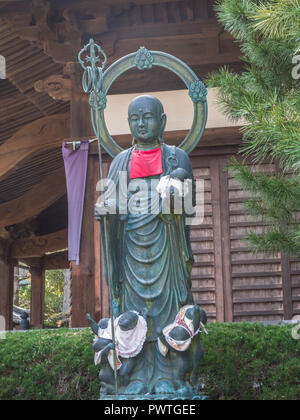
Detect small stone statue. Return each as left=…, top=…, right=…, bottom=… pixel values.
left=20, top=312, right=30, bottom=331
left=87, top=311, right=147, bottom=395
left=157, top=305, right=207, bottom=394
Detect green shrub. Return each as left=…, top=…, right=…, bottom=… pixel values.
left=0, top=323, right=299, bottom=400
left=0, top=329, right=99, bottom=400
left=199, top=323, right=300, bottom=400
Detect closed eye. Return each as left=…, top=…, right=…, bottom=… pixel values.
left=144, top=113, right=154, bottom=118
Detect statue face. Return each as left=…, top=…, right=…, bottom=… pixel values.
left=128, top=96, right=166, bottom=145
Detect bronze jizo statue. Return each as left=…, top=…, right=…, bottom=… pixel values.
left=93, top=95, right=207, bottom=399
left=79, top=43, right=208, bottom=399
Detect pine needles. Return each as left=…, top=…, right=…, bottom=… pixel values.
left=209, top=0, right=300, bottom=256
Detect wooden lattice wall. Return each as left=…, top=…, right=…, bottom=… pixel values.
left=190, top=153, right=300, bottom=322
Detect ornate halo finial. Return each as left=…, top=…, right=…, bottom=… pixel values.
left=189, top=80, right=208, bottom=104
left=135, top=47, right=154, bottom=70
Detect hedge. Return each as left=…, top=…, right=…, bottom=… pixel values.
left=0, top=323, right=299, bottom=400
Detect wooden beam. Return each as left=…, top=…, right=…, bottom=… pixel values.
left=42, top=251, right=69, bottom=270
left=106, top=62, right=243, bottom=95
left=11, top=229, right=68, bottom=259
left=0, top=114, right=70, bottom=180
left=54, top=0, right=183, bottom=8
left=87, top=127, right=243, bottom=156
left=115, top=40, right=237, bottom=66
left=115, top=20, right=219, bottom=40
left=0, top=168, right=66, bottom=229
left=113, top=0, right=182, bottom=4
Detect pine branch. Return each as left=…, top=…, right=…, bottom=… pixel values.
left=212, top=0, right=300, bottom=257
left=252, top=0, right=300, bottom=43
left=215, top=0, right=261, bottom=41
left=246, top=230, right=300, bottom=256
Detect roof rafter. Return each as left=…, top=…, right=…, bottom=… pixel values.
left=0, top=113, right=70, bottom=180
left=0, top=168, right=66, bottom=229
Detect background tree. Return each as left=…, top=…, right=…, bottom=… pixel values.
left=19, top=269, right=69, bottom=327
left=208, top=0, right=300, bottom=256
left=252, top=0, right=300, bottom=51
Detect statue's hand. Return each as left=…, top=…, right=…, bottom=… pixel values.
left=101, top=341, right=115, bottom=357
left=170, top=168, right=190, bottom=182
left=169, top=185, right=182, bottom=197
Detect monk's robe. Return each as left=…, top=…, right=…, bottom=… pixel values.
left=100, top=143, right=196, bottom=393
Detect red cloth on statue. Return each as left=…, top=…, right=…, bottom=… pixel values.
left=130, top=146, right=163, bottom=179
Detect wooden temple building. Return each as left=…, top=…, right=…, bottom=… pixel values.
left=0, top=0, right=299, bottom=330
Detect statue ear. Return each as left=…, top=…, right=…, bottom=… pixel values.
left=160, top=113, right=167, bottom=142
left=128, top=117, right=137, bottom=145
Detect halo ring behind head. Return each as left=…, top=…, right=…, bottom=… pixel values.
left=94, top=48, right=208, bottom=158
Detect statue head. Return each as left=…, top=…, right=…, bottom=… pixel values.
left=185, top=305, right=207, bottom=332
left=128, top=95, right=166, bottom=146
left=118, top=311, right=139, bottom=331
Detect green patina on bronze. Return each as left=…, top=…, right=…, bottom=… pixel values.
left=81, top=41, right=208, bottom=399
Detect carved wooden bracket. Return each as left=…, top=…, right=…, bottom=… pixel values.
left=34, top=75, right=72, bottom=101
left=2, top=0, right=110, bottom=63
left=0, top=228, right=10, bottom=241
left=11, top=229, right=68, bottom=259
left=0, top=113, right=70, bottom=180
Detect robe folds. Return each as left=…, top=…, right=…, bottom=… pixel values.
left=99, top=143, right=196, bottom=392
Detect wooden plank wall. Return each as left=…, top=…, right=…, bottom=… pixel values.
left=190, top=154, right=300, bottom=322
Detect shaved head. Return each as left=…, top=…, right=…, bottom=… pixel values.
left=128, top=95, right=164, bottom=118
left=128, top=95, right=166, bottom=146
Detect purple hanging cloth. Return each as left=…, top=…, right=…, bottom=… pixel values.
left=62, top=141, right=89, bottom=265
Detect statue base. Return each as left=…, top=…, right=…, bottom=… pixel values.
left=100, top=393, right=208, bottom=400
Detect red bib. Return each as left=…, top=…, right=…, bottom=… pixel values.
left=130, top=146, right=163, bottom=179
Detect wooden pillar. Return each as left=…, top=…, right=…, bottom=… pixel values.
left=210, top=157, right=233, bottom=322
left=0, top=239, right=13, bottom=331
left=220, top=158, right=233, bottom=322
left=70, top=156, right=98, bottom=327
left=67, top=62, right=99, bottom=327
left=211, top=159, right=225, bottom=322
left=29, top=261, right=45, bottom=329
left=281, top=255, right=293, bottom=320
left=275, top=163, right=293, bottom=320
left=94, top=161, right=110, bottom=321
